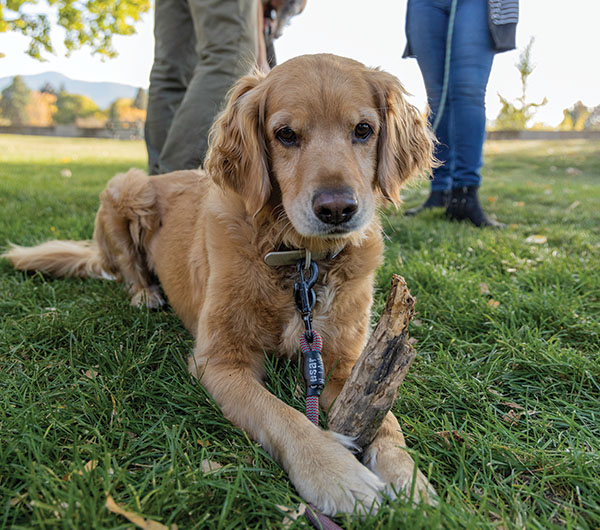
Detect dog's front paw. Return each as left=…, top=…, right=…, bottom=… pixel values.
left=289, top=430, right=384, bottom=516
left=130, top=285, right=164, bottom=309
left=363, top=439, right=437, bottom=506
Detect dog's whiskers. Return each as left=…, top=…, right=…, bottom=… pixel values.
left=274, top=219, right=294, bottom=245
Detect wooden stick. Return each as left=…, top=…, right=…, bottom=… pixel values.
left=327, top=274, right=417, bottom=451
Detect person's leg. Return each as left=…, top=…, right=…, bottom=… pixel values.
left=404, top=0, right=452, bottom=215
left=445, top=0, right=503, bottom=227
left=447, top=0, right=495, bottom=189
left=145, top=0, right=197, bottom=175
left=157, top=0, right=258, bottom=173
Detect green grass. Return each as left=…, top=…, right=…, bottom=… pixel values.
left=1, top=134, right=599, bottom=529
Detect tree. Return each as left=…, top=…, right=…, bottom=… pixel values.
left=53, top=90, right=99, bottom=124
left=585, top=105, right=600, bottom=131
left=0, top=75, right=31, bottom=126
left=108, top=97, right=146, bottom=123
left=39, top=82, right=58, bottom=96
left=26, top=91, right=58, bottom=126
left=0, top=0, right=151, bottom=60
left=494, top=38, right=547, bottom=130
left=558, top=101, right=590, bottom=131
left=132, top=88, right=148, bottom=110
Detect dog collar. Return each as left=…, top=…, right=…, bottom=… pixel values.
left=264, top=247, right=342, bottom=267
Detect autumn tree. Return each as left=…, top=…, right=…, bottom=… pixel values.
left=26, top=92, right=58, bottom=126
left=54, top=89, right=99, bottom=124
left=0, top=0, right=150, bottom=59
left=559, top=101, right=590, bottom=131
left=494, top=38, right=547, bottom=130
left=108, top=97, right=146, bottom=123
left=0, top=75, right=31, bottom=125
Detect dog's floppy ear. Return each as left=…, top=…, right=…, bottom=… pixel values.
left=204, top=71, right=270, bottom=216
left=368, top=69, right=436, bottom=206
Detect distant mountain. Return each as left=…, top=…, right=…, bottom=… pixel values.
left=0, top=72, right=143, bottom=109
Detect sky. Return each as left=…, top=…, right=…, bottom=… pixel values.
left=1, top=0, right=599, bottom=127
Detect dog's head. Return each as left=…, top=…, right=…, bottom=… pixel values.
left=205, top=54, right=434, bottom=244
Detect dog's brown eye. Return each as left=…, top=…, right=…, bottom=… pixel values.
left=276, top=127, right=298, bottom=146
left=354, top=122, right=373, bottom=142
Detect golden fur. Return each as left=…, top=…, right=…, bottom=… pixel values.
left=4, top=54, right=436, bottom=515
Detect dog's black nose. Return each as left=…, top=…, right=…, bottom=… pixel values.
left=312, top=188, right=358, bottom=225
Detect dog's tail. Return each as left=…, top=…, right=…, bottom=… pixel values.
left=2, top=240, right=113, bottom=280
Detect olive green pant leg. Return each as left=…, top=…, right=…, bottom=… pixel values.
left=149, top=0, right=258, bottom=174
left=145, top=0, right=197, bottom=175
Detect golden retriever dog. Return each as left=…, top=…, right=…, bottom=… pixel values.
left=4, top=54, right=436, bottom=515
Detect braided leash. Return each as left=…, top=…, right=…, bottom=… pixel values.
left=299, top=330, right=344, bottom=530
left=299, top=331, right=323, bottom=424
left=293, top=257, right=344, bottom=530
left=305, top=395, right=320, bottom=425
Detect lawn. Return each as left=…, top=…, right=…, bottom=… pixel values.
left=1, top=134, right=599, bottom=529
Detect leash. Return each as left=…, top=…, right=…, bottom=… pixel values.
left=293, top=252, right=344, bottom=530
left=299, top=331, right=323, bottom=424
left=294, top=258, right=324, bottom=423
left=263, top=248, right=345, bottom=529
left=431, top=0, right=458, bottom=133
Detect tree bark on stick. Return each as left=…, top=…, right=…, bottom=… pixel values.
left=328, top=274, right=417, bottom=451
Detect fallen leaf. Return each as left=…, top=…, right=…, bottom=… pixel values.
left=10, top=494, right=27, bottom=506
left=515, top=201, right=525, bottom=207
left=63, top=459, right=98, bottom=481
left=487, top=299, right=500, bottom=308
left=82, top=459, right=98, bottom=473
left=479, top=282, right=490, bottom=295
left=84, top=369, right=98, bottom=379
left=277, top=503, right=307, bottom=528
left=488, top=196, right=497, bottom=203
left=502, top=409, right=523, bottom=425
left=106, top=495, right=172, bottom=530
left=566, top=200, right=580, bottom=212
left=435, top=430, right=474, bottom=447
left=412, top=319, right=423, bottom=327
left=525, top=234, right=547, bottom=244
left=201, top=459, right=223, bottom=473
left=408, top=337, right=418, bottom=345
left=197, top=439, right=211, bottom=447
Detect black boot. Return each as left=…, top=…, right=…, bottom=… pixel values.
left=405, top=189, right=449, bottom=216
left=446, top=186, right=505, bottom=228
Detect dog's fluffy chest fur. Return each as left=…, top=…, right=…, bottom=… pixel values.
left=148, top=178, right=383, bottom=364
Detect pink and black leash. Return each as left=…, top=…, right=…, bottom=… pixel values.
left=299, top=330, right=343, bottom=530
left=294, top=258, right=344, bottom=530
left=299, top=330, right=323, bottom=424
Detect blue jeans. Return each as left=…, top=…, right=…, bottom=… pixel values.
left=406, top=0, right=495, bottom=190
